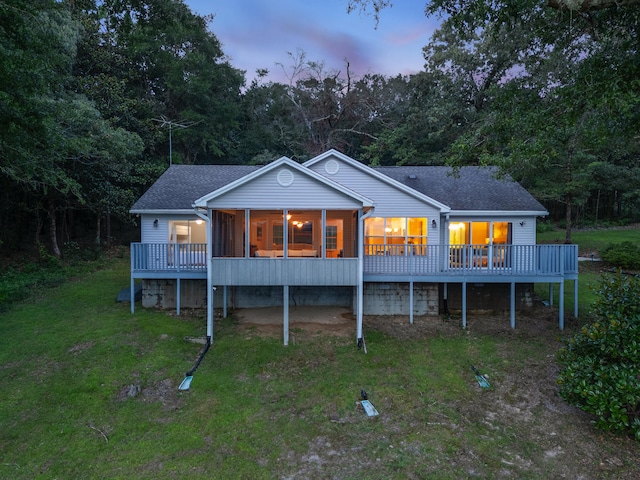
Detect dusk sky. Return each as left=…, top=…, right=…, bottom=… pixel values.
left=183, top=0, right=439, bottom=82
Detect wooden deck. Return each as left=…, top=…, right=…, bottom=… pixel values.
left=131, top=243, right=578, bottom=283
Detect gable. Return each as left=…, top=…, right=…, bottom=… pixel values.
left=305, top=150, right=450, bottom=217
left=193, top=157, right=372, bottom=210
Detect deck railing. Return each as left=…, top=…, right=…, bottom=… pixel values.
left=363, top=244, right=578, bottom=277
left=131, top=243, right=578, bottom=279
left=131, top=243, right=207, bottom=272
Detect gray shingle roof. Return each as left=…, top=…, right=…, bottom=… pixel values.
left=130, top=165, right=260, bottom=211
left=374, top=166, right=546, bottom=212
left=130, top=164, right=546, bottom=213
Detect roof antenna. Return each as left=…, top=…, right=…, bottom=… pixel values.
left=152, top=116, right=202, bottom=166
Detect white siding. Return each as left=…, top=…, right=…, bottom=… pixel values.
left=511, top=218, right=537, bottom=245
left=141, top=215, right=170, bottom=243
left=208, top=166, right=363, bottom=210
left=140, top=214, right=202, bottom=243
left=309, top=156, right=441, bottom=218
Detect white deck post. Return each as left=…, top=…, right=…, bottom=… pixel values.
left=559, top=280, right=565, bottom=330
left=283, top=285, right=289, bottom=346
left=356, top=209, right=365, bottom=342
left=510, top=282, right=516, bottom=329
left=223, top=285, right=228, bottom=318
left=462, top=282, right=467, bottom=328
left=176, top=278, right=181, bottom=315
left=409, top=280, right=414, bottom=324
left=573, top=279, right=579, bottom=318
left=130, top=248, right=135, bottom=314
left=205, top=208, right=213, bottom=340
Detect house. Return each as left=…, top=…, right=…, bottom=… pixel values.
left=129, top=149, right=578, bottom=345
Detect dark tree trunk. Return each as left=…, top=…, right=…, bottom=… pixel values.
left=48, top=198, right=61, bottom=258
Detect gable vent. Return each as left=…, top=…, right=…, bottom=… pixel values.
left=325, top=159, right=340, bottom=175
left=277, top=169, right=294, bottom=187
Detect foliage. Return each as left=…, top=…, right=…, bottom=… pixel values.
left=602, top=242, right=640, bottom=269
left=241, top=50, right=412, bottom=161
left=557, top=271, right=640, bottom=440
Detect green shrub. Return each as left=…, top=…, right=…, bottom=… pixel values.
left=557, top=271, right=640, bottom=440
left=601, top=242, right=640, bottom=270
left=536, top=221, right=555, bottom=233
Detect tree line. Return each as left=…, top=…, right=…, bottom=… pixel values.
left=1, top=0, right=638, bottom=257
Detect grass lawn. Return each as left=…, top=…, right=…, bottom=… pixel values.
left=537, top=225, right=640, bottom=256
left=1, top=243, right=639, bottom=478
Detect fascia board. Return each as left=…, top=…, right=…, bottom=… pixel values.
left=129, top=209, right=196, bottom=215
left=448, top=210, right=549, bottom=217
left=305, top=149, right=451, bottom=213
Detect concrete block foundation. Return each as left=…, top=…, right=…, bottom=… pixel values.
left=362, top=282, right=439, bottom=316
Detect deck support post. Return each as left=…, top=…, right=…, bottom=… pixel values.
left=462, top=282, right=467, bottom=328
left=223, top=285, right=228, bottom=318
left=409, top=280, right=414, bottom=324
left=283, top=285, right=289, bottom=346
left=356, top=209, right=370, bottom=345
left=559, top=280, right=565, bottom=330
left=549, top=284, right=554, bottom=306
left=130, top=248, right=135, bottom=314
left=176, top=278, right=181, bottom=315
left=443, top=282, right=449, bottom=316
left=130, top=277, right=135, bottom=314
left=573, top=279, right=579, bottom=319
left=510, top=282, right=516, bottom=329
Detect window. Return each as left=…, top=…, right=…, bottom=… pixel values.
left=448, top=222, right=512, bottom=245
left=325, top=213, right=346, bottom=257
left=364, top=217, right=428, bottom=255
left=273, top=224, right=283, bottom=247
left=325, top=225, right=338, bottom=250
left=169, top=220, right=206, bottom=244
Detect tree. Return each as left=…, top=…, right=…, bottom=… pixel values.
left=69, top=0, right=246, bottom=166
left=353, top=0, right=640, bottom=235
left=347, top=0, right=640, bottom=22
left=241, top=50, right=410, bottom=161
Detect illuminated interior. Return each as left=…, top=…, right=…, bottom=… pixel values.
left=168, top=220, right=206, bottom=244
left=364, top=217, right=428, bottom=255
left=448, top=221, right=511, bottom=245
left=241, top=209, right=352, bottom=258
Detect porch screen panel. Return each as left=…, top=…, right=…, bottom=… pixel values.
left=287, top=210, right=319, bottom=258
left=211, top=211, right=235, bottom=257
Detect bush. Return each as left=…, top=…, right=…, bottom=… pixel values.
left=557, top=271, right=640, bottom=440
left=601, top=242, right=640, bottom=270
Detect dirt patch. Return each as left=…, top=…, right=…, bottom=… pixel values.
left=234, top=306, right=355, bottom=340
left=232, top=302, right=570, bottom=342
left=117, top=378, right=184, bottom=411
